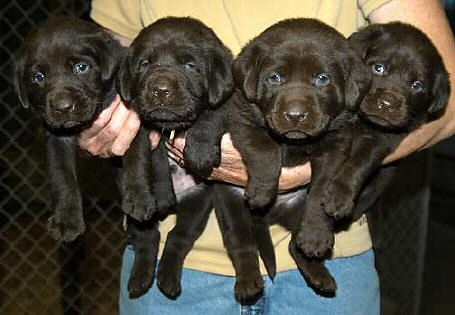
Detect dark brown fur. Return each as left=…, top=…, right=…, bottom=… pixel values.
left=322, top=22, right=450, bottom=223
left=118, top=17, right=234, bottom=300
left=14, top=17, right=123, bottom=241
left=188, top=18, right=372, bottom=296
left=227, top=18, right=371, bottom=260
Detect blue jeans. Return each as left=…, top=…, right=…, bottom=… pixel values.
left=120, top=246, right=379, bottom=315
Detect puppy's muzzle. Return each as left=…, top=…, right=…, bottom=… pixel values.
left=147, top=75, right=178, bottom=105
left=283, top=101, right=309, bottom=124
left=360, top=89, right=407, bottom=125
left=43, top=88, right=96, bottom=129
left=362, top=89, right=404, bottom=113
left=269, top=98, right=329, bottom=139
left=47, top=91, right=76, bottom=114
left=150, top=76, right=173, bottom=99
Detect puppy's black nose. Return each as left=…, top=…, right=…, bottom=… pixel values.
left=282, top=100, right=308, bottom=123
left=151, top=77, right=173, bottom=99
left=54, top=99, right=74, bottom=113
left=48, top=91, right=75, bottom=113
left=376, top=91, right=401, bottom=111
left=379, top=98, right=391, bottom=108
left=284, top=111, right=308, bottom=123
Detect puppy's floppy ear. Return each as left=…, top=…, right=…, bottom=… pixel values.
left=428, top=68, right=450, bottom=116
left=207, top=46, right=234, bottom=107
left=13, top=48, right=30, bottom=109
left=233, top=44, right=263, bottom=102
left=349, top=24, right=387, bottom=59
left=348, top=24, right=387, bottom=107
left=116, top=50, right=133, bottom=103
left=345, top=52, right=372, bottom=111
left=90, top=31, right=125, bottom=83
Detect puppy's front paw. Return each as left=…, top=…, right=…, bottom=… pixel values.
left=235, top=273, right=264, bottom=304
left=245, top=183, right=277, bottom=209
left=296, top=225, right=334, bottom=258
left=47, top=210, right=85, bottom=242
left=155, top=190, right=176, bottom=212
left=323, top=183, right=355, bottom=219
left=128, top=263, right=156, bottom=299
left=122, top=186, right=158, bottom=221
left=288, top=240, right=337, bottom=294
left=184, top=141, right=221, bottom=178
left=304, top=263, right=337, bottom=294
left=156, top=259, right=183, bottom=300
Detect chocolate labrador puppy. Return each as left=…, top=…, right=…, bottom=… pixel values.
left=14, top=17, right=123, bottom=241
left=118, top=17, right=234, bottom=299
left=191, top=18, right=371, bottom=294
left=226, top=18, right=371, bottom=258
left=322, top=22, right=450, bottom=223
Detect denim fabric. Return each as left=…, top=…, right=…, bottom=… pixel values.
left=120, top=246, right=379, bottom=315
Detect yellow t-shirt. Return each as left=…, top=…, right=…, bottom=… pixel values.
left=91, top=0, right=391, bottom=276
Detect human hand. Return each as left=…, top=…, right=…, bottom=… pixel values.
left=166, top=133, right=312, bottom=191
left=78, top=95, right=141, bottom=157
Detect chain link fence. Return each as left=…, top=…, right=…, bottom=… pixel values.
left=0, top=1, right=435, bottom=314
left=1, top=1, right=124, bottom=314
left=369, top=151, right=432, bottom=315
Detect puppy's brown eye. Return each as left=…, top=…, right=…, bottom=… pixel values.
left=139, top=59, right=150, bottom=70
left=372, top=64, right=385, bottom=75
left=411, top=80, right=424, bottom=92
left=314, top=74, right=330, bottom=86
left=266, top=73, right=282, bottom=84
left=32, top=72, right=45, bottom=84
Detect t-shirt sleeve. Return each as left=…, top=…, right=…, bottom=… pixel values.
left=358, top=0, right=392, bottom=18
left=90, top=0, right=142, bottom=39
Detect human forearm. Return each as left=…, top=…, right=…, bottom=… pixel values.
left=167, top=134, right=312, bottom=191
left=383, top=117, right=452, bottom=164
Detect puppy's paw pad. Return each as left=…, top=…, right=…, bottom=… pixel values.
left=122, top=188, right=158, bottom=221
left=47, top=214, right=85, bottom=242
left=296, top=226, right=334, bottom=258
left=235, top=275, right=264, bottom=304
left=245, top=184, right=276, bottom=209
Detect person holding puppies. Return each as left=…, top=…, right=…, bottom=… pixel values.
left=79, top=0, right=455, bottom=314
